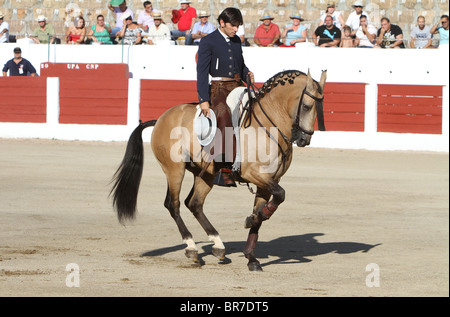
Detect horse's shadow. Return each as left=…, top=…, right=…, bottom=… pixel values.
left=141, top=233, right=381, bottom=267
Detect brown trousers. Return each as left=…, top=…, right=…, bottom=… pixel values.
left=210, top=78, right=244, bottom=165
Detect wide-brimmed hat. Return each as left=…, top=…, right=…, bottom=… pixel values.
left=193, top=108, right=217, bottom=147
left=109, top=0, right=124, bottom=6
left=121, top=12, right=132, bottom=21
left=290, top=13, right=304, bottom=21
left=0, top=12, right=4, bottom=19
left=260, top=15, right=275, bottom=21
left=153, top=12, right=163, bottom=20
left=327, top=1, right=336, bottom=7
left=352, top=1, right=364, bottom=7
left=179, top=0, right=191, bottom=4
left=37, top=15, right=47, bottom=22
left=198, top=10, right=210, bottom=18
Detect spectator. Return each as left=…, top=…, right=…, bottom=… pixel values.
left=146, top=12, right=171, bottom=45
left=191, top=11, right=215, bottom=45
left=253, top=14, right=281, bottom=47
left=2, top=47, right=36, bottom=77
left=339, top=26, right=354, bottom=47
left=31, top=15, right=56, bottom=44
left=87, top=15, right=113, bottom=45
left=319, top=1, right=345, bottom=30
left=0, top=12, right=9, bottom=43
left=314, top=15, right=341, bottom=47
left=65, top=16, right=86, bottom=44
left=345, top=1, right=370, bottom=36
left=354, top=15, right=377, bottom=48
left=108, top=0, right=134, bottom=37
left=117, top=13, right=142, bottom=45
left=376, top=17, right=405, bottom=49
left=237, top=24, right=246, bottom=45
left=280, top=13, right=307, bottom=47
left=430, top=15, right=449, bottom=48
left=138, top=1, right=160, bottom=33
left=410, top=16, right=432, bottom=49
left=171, top=0, right=197, bottom=45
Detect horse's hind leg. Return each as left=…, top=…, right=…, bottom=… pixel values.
left=185, top=174, right=226, bottom=260
left=164, top=170, right=199, bottom=263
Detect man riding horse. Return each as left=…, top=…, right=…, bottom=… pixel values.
left=197, top=7, right=255, bottom=187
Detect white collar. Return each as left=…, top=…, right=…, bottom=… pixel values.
left=218, top=27, right=230, bottom=42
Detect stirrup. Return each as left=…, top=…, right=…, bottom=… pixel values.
left=213, top=168, right=237, bottom=187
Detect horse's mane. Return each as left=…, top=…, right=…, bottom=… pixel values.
left=258, top=70, right=322, bottom=98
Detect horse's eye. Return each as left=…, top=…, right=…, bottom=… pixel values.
left=303, top=104, right=311, bottom=111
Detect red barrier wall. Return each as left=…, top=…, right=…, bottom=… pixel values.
left=0, top=77, right=46, bottom=123
left=378, top=85, right=443, bottom=134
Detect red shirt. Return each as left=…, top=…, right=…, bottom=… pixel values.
left=254, top=23, right=281, bottom=46
left=177, top=6, right=197, bottom=31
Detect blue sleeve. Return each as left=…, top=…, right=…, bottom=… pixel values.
left=26, top=59, right=37, bottom=74
left=197, top=38, right=212, bottom=103
left=2, top=60, right=10, bottom=72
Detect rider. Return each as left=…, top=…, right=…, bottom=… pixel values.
left=197, top=7, right=254, bottom=187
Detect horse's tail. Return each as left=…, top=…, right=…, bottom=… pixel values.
left=110, top=120, right=157, bottom=224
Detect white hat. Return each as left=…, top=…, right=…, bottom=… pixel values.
left=193, top=107, right=217, bottom=147
left=121, top=12, right=132, bottom=21
left=37, top=15, right=47, bottom=22
left=0, top=12, right=4, bottom=19
left=352, top=1, right=364, bottom=7
left=179, top=0, right=191, bottom=4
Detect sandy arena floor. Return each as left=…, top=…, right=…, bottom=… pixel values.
left=0, top=138, right=448, bottom=297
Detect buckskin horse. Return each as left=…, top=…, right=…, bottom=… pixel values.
left=111, top=70, right=327, bottom=271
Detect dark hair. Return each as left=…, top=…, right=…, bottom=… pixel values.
left=97, top=15, right=104, bottom=20
left=217, top=7, right=243, bottom=26
left=381, top=17, right=390, bottom=23
left=143, top=1, right=151, bottom=7
left=359, top=14, right=367, bottom=20
left=442, top=15, right=449, bottom=20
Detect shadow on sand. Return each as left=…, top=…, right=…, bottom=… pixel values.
left=141, top=233, right=381, bottom=268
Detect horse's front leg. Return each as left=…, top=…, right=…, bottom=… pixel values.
left=244, top=183, right=285, bottom=271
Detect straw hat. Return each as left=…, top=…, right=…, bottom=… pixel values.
left=0, top=12, right=4, bottom=19
left=259, top=14, right=275, bottom=21
left=193, top=108, right=217, bottom=147
left=290, top=13, right=304, bottom=21
left=153, top=12, right=163, bottom=20
left=327, top=1, right=336, bottom=7
left=198, top=10, right=210, bottom=18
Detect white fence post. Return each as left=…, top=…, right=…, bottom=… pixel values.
left=46, top=77, right=60, bottom=126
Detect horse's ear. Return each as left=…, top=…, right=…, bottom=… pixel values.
left=319, top=70, right=327, bottom=91
left=306, top=70, right=314, bottom=90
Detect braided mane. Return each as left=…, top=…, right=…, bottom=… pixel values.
left=258, top=70, right=306, bottom=98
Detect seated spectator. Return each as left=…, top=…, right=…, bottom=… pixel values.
left=410, top=16, right=432, bottom=49
left=171, top=0, right=197, bottom=45
left=31, top=16, right=56, bottom=44
left=280, top=13, right=307, bottom=47
left=87, top=15, right=113, bottom=45
left=376, top=17, right=405, bottom=49
left=2, top=47, right=36, bottom=77
left=253, top=14, right=281, bottom=47
left=146, top=12, right=171, bottom=45
left=430, top=15, right=449, bottom=48
left=65, top=16, right=86, bottom=44
left=117, top=13, right=142, bottom=45
left=314, top=15, right=341, bottom=47
left=345, top=1, right=370, bottom=36
left=354, top=15, right=377, bottom=48
left=108, top=0, right=134, bottom=37
left=138, top=1, right=161, bottom=32
left=0, top=12, right=9, bottom=43
left=340, top=26, right=354, bottom=47
left=319, top=1, right=345, bottom=30
left=191, top=11, right=215, bottom=45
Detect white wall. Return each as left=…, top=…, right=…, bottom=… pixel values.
left=0, top=42, right=449, bottom=152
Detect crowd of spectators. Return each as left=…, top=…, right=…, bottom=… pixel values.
left=0, top=0, right=448, bottom=49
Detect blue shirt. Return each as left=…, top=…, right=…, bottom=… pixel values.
left=2, top=58, right=37, bottom=76
left=438, top=27, right=449, bottom=45
left=191, top=21, right=215, bottom=43
left=284, top=24, right=306, bottom=45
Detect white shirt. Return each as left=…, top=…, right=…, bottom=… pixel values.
left=320, top=11, right=344, bottom=29
left=0, top=21, right=9, bottom=43
left=355, top=24, right=377, bottom=47
left=137, top=9, right=161, bottom=29
left=147, top=23, right=171, bottom=44
left=346, top=11, right=370, bottom=31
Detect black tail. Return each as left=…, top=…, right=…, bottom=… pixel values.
left=110, top=120, right=157, bottom=223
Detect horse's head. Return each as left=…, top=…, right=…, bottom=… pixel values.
left=292, top=70, right=327, bottom=147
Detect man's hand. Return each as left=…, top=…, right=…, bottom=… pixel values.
left=200, top=101, right=211, bottom=117
left=247, top=72, right=255, bottom=84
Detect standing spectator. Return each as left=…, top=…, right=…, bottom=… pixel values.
left=117, top=13, right=142, bottom=45
left=410, top=16, right=432, bottom=49
left=191, top=11, right=215, bottom=45
left=87, top=15, right=113, bottom=45
left=147, top=12, right=171, bottom=45
left=280, top=13, right=307, bottom=47
left=0, top=12, right=9, bottom=43
left=2, top=47, right=36, bottom=77
left=30, top=15, right=56, bottom=44
left=138, top=1, right=160, bottom=32
left=430, top=15, right=449, bottom=47
left=354, top=15, right=377, bottom=48
left=314, top=15, right=341, bottom=47
left=339, top=26, right=354, bottom=47
left=345, top=1, right=370, bottom=36
left=253, top=14, right=281, bottom=47
left=319, top=1, right=345, bottom=30
left=171, top=0, right=197, bottom=45
left=376, top=17, right=405, bottom=49
left=108, top=0, right=134, bottom=37
left=65, top=16, right=86, bottom=44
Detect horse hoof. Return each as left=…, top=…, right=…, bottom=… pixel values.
left=212, top=247, right=226, bottom=260
left=247, top=261, right=263, bottom=272
left=185, top=249, right=199, bottom=263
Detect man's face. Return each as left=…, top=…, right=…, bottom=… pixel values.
left=417, top=17, right=425, bottom=29
left=355, top=6, right=363, bottom=14
left=360, top=17, right=367, bottom=27
left=14, top=51, right=21, bottom=59
left=220, top=21, right=239, bottom=38
left=442, top=17, right=449, bottom=28
left=325, top=16, right=333, bottom=27
left=154, top=19, right=161, bottom=26
left=381, top=20, right=390, bottom=31
left=181, top=3, right=189, bottom=10
left=200, top=16, right=209, bottom=23
left=38, top=21, right=46, bottom=27
left=145, top=3, right=152, bottom=13
left=263, top=19, right=272, bottom=26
